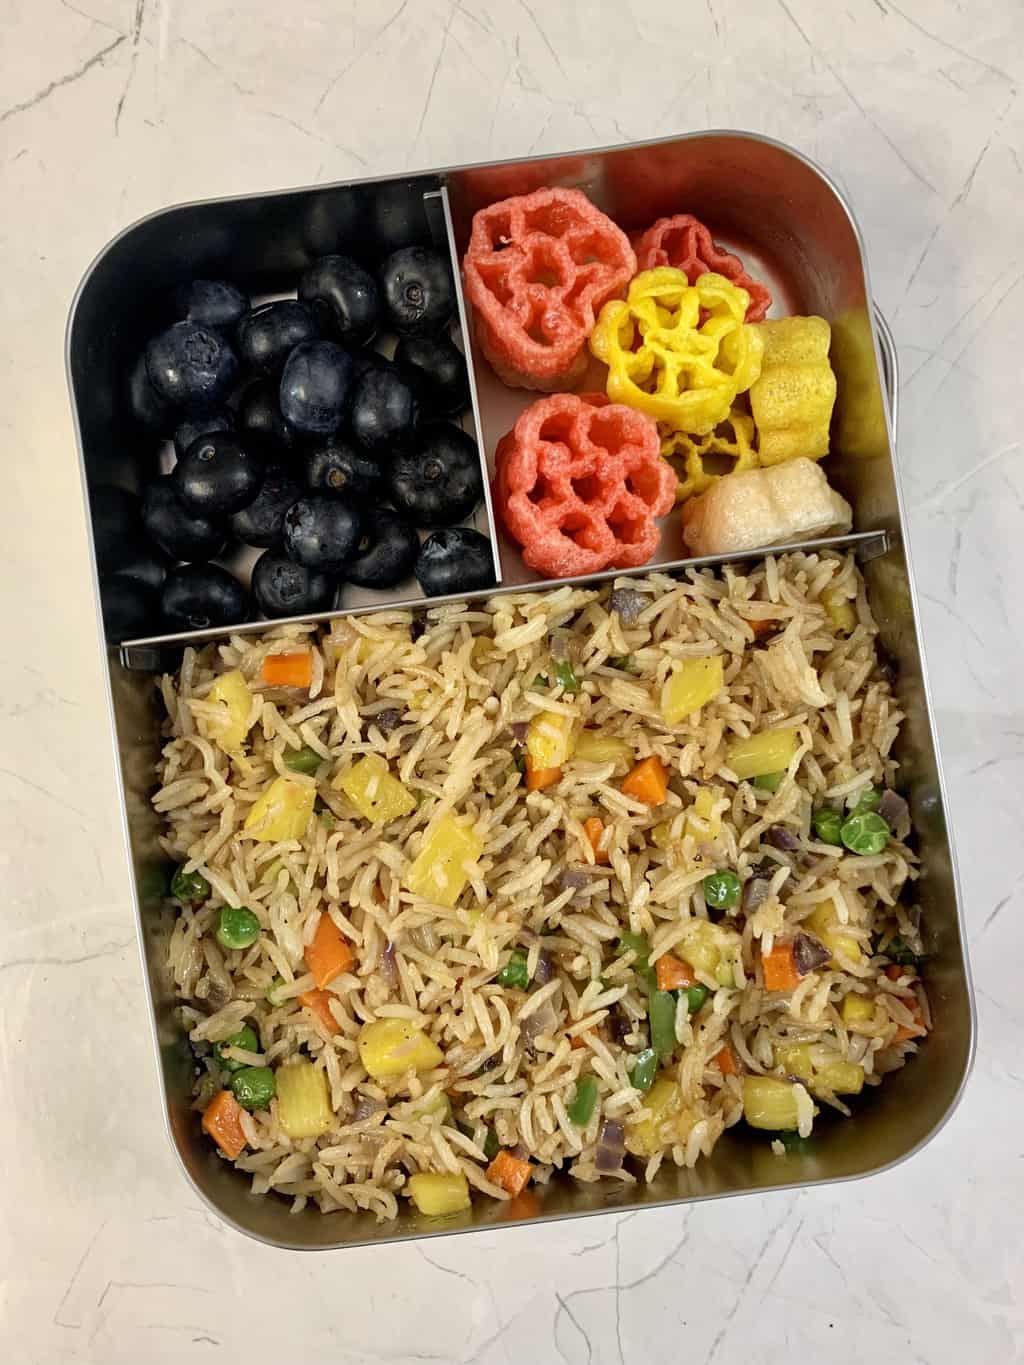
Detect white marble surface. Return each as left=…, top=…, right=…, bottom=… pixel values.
left=1, top=1, right=1022, bottom=1361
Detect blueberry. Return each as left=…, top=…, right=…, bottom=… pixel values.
left=351, top=349, right=394, bottom=380
left=90, top=485, right=142, bottom=568
left=303, top=436, right=382, bottom=499
left=279, top=341, right=353, bottom=436
left=145, top=321, right=239, bottom=412
left=238, top=301, right=319, bottom=376
left=368, top=180, right=432, bottom=259
left=142, top=477, right=226, bottom=562
left=175, top=279, right=250, bottom=333
left=161, top=565, right=248, bottom=633
left=252, top=552, right=336, bottom=618
left=387, top=424, right=483, bottom=527
left=303, top=186, right=369, bottom=262
left=107, top=542, right=168, bottom=593
left=379, top=246, right=455, bottom=337
left=173, top=408, right=235, bottom=461
left=229, top=464, right=302, bottom=548
left=350, top=366, right=419, bottom=455
left=394, top=334, right=469, bottom=418
left=128, top=352, right=175, bottom=434
left=299, top=255, right=380, bottom=348
left=174, top=432, right=264, bottom=515
left=344, top=507, right=419, bottom=589
left=100, top=576, right=157, bottom=642
left=282, top=495, right=361, bottom=574
left=415, top=528, right=495, bottom=598
left=236, top=379, right=298, bottom=457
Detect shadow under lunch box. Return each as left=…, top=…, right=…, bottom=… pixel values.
left=67, top=131, right=975, bottom=1249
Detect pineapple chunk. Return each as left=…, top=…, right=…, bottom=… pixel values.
left=206, top=669, right=253, bottom=753
left=358, top=1019, right=443, bottom=1078
left=650, top=821, right=674, bottom=850
left=526, top=711, right=577, bottom=771
left=725, top=727, right=800, bottom=781
left=742, top=1075, right=800, bottom=1130
left=626, top=1075, right=684, bottom=1158
left=821, top=586, right=856, bottom=635
left=841, top=994, right=875, bottom=1024
left=276, top=1060, right=333, bottom=1139
left=805, top=904, right=863, bottom=966
left=813, top=1061, right=864, bottom=1095
left=243, top=777, right=315, bottom=843
left=774, top=1043, right=815, bottom=1083
left=660, top=657, right=724, bottom=724
left=404, top=814, right=483, bottom=908
left=336, top=754, right=416, bottom=826
left=679, top=920, right=721, bottom=975
left=573, top=731, right=633, bottom=766
left=685, top=787, right=722, bottom=839
left=408, top=1172, right=471, bottom=1216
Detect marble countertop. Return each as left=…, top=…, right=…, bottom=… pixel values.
left=2, top=1, right=1022, bottom=1361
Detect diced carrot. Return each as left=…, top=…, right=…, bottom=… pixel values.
left=655, top=952, right=696, bottom=992
left=202, top=1089, right=247, bottom=1159
left=261, top=651, right=313, bottom=689
left=570, top=1033, right=589, bottom=1050
left=621, top=755, right=668, bottom=806
left=761, top=941, right=801, bottom=992
left=487, top=1149, right=532, bottom=1197
left=714, top=1044, right=739, bottom=1076
left=298, top=989, right=342, bottom=1035
left=749, top=619, right=776, bottom=639
left=885, top=964, right=909, bottom=981
left=526, top=762, right=562, bottom=792
left=306, top=913, right=356, bottom=989
left=583, top=816, right=610, bottom=864
left=502, top=1189, right=541, bottom=1220
left=893, top=992, right=928, bottom=1042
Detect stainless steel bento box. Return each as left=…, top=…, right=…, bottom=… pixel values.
left=67, top=132, right=975, bottom=1249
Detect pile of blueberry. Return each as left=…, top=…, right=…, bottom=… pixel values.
left=96, top=192, right=496, bottom=642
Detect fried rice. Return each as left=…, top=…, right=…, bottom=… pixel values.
left=154, top=549, right=928, bottom=1220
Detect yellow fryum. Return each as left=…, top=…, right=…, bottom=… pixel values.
left=335, top=753, right=416, bottom=825
left=830, top=306, right=889, bottom=461
left=661, top=408, right=758, bottom=503
left=749, top=316, right=837, bottom=465
left=243, top=776, right=316, bottom=843
left=404, top=813, right=483, bottom=908
left=590, top=268, right=764, bottom=437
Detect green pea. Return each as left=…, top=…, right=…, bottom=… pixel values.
left=648, top=988, right=677, bottom=1060
left=685, top=984, right=710, bottom=1014
left=171, top=866, right=210, bottom=904
left=885, top=935, right=920, bottom=968
left=703, top=870, right=741, bottom=910
left=566, top=1074, right=599, bottom=1126
left=812, top=807, right=844, bottom=846
left=483, top=1126, right=500, bottom=1160
left=283, top=745, right=323, bottom=775
left=552, top=660, right=580, bottom=694
left=617, top=931, right=653, bottom=985
left=216, top=1026, right=259, bottom=1073
left=629, top=1047, right=658, bottom=1092
left=531, top=673, right=549, bottom=689
left=497, top=949, right=530, bottom=990
left=840, top=811, right=890, bottom=855
left=752, top=772, right=784, bottom=793
left=216, top=906, right=261, bottom=951
left=851, top=786, right=881, bottom=815
left=231, top=1065, right=276, bottom=1111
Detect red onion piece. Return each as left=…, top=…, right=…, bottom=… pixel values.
left=594, top=1119, right=625, bottom=1171
left=741, top=877, right=771, bottom=914
left=608, top=587, right=646, bottom=625
left=793, top=932, right=831, bottom=975
left=878, top=789, right=908, bottom=828
left=511, top=721, right=530, bottom=742
left=765, top=825, right=801, bottom=852
left=533, top=949, right=554, bottom=986
left=379, top=940, right=398, bottom=989
left=351, top=1095, right=385, bottom=1122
